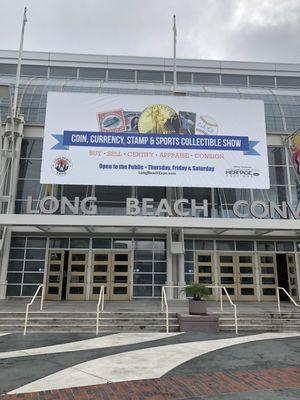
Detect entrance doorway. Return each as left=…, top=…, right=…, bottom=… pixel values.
left=276, top=253, right=298, bottom=301
left=90, top=251, right=131, bottom=300
left=45, top=249, right=131, bottom=301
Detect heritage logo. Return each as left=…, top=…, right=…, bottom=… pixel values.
left=51, top=156, right=72, bottom=176
left=226, top=167, right=260, bottom=177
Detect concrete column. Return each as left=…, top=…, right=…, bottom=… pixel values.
left=165, top=228, right=174, bottom=299
left=178, top=228, right=186, bottom=299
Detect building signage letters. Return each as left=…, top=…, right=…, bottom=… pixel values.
left=26, top=196, right=300, bottom=219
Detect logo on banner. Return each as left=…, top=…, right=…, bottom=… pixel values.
left=51, top=156, right=72, bottom=176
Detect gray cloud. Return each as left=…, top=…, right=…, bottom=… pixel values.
left=0, top=0, right=299, bottom=63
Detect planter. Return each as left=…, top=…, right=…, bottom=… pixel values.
left=188, top=299, right=207, bottom=315
left=178, top=314, right=219, bottom=332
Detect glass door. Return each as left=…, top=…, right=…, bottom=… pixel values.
left=46, top=250, right=65, bottom=301
left=90, top=250, right=131, bottom=300
left=194, top=252, right=214, bottom=299
left=218, top=253, right=237, bottom=300
left=110, top=251, right=131, bottom=300
left=258, top=253, right=277, bottom=301
left=236, top=253, right=257, bottom=301
left=66, top=250, right=88, bottom=300
left=90, top=251, right=111, bottom=300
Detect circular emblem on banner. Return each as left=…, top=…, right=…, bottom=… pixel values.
left=51, top=156, right=72, bottom=176
left=196, top=115, right=218, bottom=135
left=138, top=104, right=180, bottom=134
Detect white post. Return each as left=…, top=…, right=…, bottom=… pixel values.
left=13, top=7, right=27, bottom=117
left=277, top=287, right=281, bottom=313
left=173, top=15, right=177, bottom=92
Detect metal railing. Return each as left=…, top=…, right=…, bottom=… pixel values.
left=161, top=284, right=238, bottom=335
left=276, top=287, right=300, bottom=313
left=23, top=284, right=44, bottom=335
left=161, top=286, right=169, bottom=334
left=96, top=285, right=105, bottom=335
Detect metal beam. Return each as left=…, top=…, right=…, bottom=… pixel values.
left=0, top=214, right=299, bottom=232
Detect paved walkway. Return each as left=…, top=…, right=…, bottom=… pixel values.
left=0, top=331, right=299, bottom=399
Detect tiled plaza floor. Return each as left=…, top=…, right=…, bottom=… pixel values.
left=0, top=331, right=299, bottom=399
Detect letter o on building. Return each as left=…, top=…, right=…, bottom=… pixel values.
left=250, top=201, right=270, bottom=219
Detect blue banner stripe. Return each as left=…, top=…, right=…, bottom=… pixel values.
left=57, top=130, right=255, bottom=152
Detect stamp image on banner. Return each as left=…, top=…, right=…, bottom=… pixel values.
left=97, top=109, right=126, bottom=132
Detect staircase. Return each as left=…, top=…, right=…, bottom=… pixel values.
left=0, top=311, right=179, bottom=333
left=219, top=312, right=300, bottom=332
left=1, top=311, right=300, bottom=334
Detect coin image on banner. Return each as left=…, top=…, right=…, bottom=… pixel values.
left=138, top=104, right=180, bottom=134
left=97, top=109, right=126, bottom=132
left=51, top=156, right=72, bottom=176
left=196, top=115, right=218, bottom=135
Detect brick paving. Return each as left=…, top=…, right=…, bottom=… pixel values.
left=2, top=367, right=300, bottom=400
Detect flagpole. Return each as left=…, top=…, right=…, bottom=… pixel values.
left=173, top=15, right=177, bottom=92
left=13, top=7, right=27, bottom=118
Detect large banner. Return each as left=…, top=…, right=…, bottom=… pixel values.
left=40, top=93, right=269, bottom=188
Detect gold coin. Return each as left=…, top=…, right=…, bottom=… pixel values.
left=138, top=104, right=180, bottom=134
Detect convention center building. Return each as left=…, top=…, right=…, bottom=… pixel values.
left=0, top=49, right=299, bottom=303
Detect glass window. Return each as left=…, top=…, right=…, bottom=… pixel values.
left=22, top=285, right=41, bottom=296
left=154, top=250, right=166, bottom=261
left=194, top=73, right=219, bottom=85
left=154, top=274, right=166, bottom=284
left=137, top=70, right=163, bottom=82
left=26, top=237, right=46, bottom=248
left=11, top=237, right=26, bottom=248
left=135, top=240, right=153, bottom=250
left=220, top=255, right=233, bottom=263
left=6, top=285, right=21, bottom=296
left=135, top=250, right=153, bottom=260
left=21, top=65, right=48, bottom=77
left=108, top=69, right=135, bottom=81
left=49, top=66, right=77, bottom=78
left=25, top=248, right=45, bottom=259
left=25, top=261, right=44, bottom=272
left=23, top=273, right=43, bottom=283
left=185, top=263, right=194, bottom=274
left=134, top=262, right=152, bottom=273
left=17, top=179, right=43, bottom=200
left=7, top=273, right=22, bottom=283
left=154, top=262, right=166, bottom=272
left=249, top=75, right=275, bottom=87
left=296, top=242, right=300, bottom=252
left=133, top=274, right=152, bottom=284
left=79, top=68, right=106, bottom=80
left=165, top=71, right=192, bottom=83
left=62, top=185, right=89, bottom=200
left=221, top=74, right=247, bottom=86
left=49, top=238, right=69, bottom=248
left=216, top=241, right=234, bottom=251
left=70, top=238, right=89, bottom=248
left=184, top=240, right=193, bottom=250
left=153, top=240, right=166, bottom=250
left=113, top=239, right=132, bottom=249
left=183, top=187, right=212, bottom=203
left=137, top=186, right=166, bottom=202
left=269, top=166, right=287, bottom=185
left=20, top=139, right=43, bottom=158
left=0, top=63, right=17, bottom=75
left=92, top=238, right=111, bottom=249
left=268, top=147, right=286, bottom=165
left=184, top=251, right=194, bottom=262
left=9, top=248, right=25, bottom=259
left=277, top=76, right=300, bottom=88
left=257, top=241, right=275, bottom=252
left=19, top=159, right=42, bottom=179
left=133, top=286, right=152, bottom=296
left=276, top=242, right=294, bottom=252
left=8, top=260, right=24, bottom=271
left=236, top=241, right=254, bottom=251
left=96, top=186, right=131, bottom=202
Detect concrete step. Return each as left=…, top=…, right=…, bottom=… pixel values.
left=220, top=325, right=300, bottom=332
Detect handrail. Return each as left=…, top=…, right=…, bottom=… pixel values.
left=276, top=287, right=300, bottom=313
left=23, top=284, right=44, bottom=336
left=161, top=284, right=238, bottom=335
left=161, top=286, right=169, bottom=334
left=96, top=285, right=105, bottom=335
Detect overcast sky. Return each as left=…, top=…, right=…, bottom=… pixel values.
left=0, top=0, right=300, bottom=63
